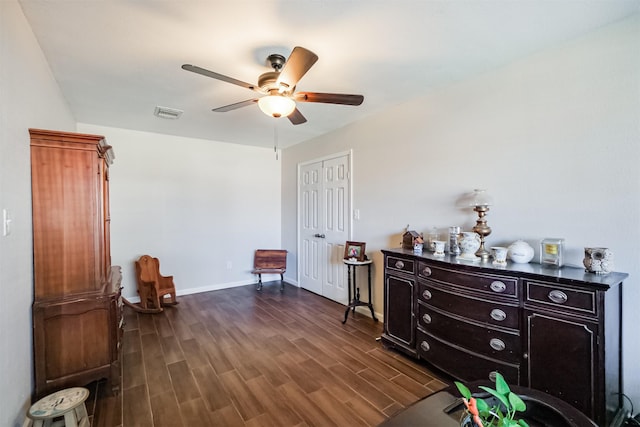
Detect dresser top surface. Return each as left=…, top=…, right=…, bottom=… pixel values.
left=382, top=248, right=628, bottom=288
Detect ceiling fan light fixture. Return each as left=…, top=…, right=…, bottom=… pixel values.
left=258, top=95, right=296, bottom=118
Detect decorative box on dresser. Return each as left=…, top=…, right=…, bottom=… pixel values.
left=30, top=129, right=122, bottom=398
left=381, top=248, right=627, bottom=426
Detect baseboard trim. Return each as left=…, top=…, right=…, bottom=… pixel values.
left=123, top=279, right=295, bottom=303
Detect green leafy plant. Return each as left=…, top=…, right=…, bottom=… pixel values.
left=454, top=372, right=530, bottom=427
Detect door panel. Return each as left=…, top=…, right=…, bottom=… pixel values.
left=300, top=162, right=323, bottom=295
left=299, top=154, right=350, bottom=304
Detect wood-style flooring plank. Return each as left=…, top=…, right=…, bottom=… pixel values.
left=308, top=387, right=369, bottom=427
left=122, top=329, right=141, bottom=355
left=179, top=338, right=209, bottom=369
left=122, top=384, right=153, bottom=427
left=143, top=354, right=173, bottom=398
left=209, top=404, right=246, bottom=427
left=159, top=335, right=185, bottom=364
left=277, top=382, right=336, bottom=427
left=167, top=360, right=201, bottom=404
left=122, top=351, right=145, bottom=390
left=218, top=369, right=265, bottom=421
left=245, top=375, right=304, bottom=426
left=91, top=381, right=122, bottom=427
left=148, top=390, right=184, bottom=427
left=191, top=364, right=232, bottom=412
left=178, top=398, right=214, bottom=425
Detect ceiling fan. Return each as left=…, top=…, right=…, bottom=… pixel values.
left=182, top=46, right=364, bottom=125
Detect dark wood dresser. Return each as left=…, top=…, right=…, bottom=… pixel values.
left=30, top=129, right=122, bottom=398
left=382, top=248, right=626, bottom=426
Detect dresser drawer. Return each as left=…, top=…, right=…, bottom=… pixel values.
left=418, top=262, right=518, bottom=298
left=386, top=255, right=415, bottom=275
left=417, top=282, right=519, bottom=329
left=416, top=328, right=521, bottom=385
left=525, top=280, right=597, bottom=316
left=417, top=302, right=520, bottom=363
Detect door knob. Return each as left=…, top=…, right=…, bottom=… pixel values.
left=314, top=233, right=326, bottom=238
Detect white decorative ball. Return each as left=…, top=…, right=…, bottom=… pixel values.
left=508, top=240, right=535, bottom=264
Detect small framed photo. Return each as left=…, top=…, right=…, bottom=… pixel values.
left=540, top=238, right=564, bottom=267
left=344, top=241, right=366, bottom=262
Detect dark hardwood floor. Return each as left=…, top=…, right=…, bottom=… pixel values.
left=86, top=282, right=447, bottom=426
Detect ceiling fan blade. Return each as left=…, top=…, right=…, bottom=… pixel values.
left=212, top=99, right=258, bottom=112
left=276, top=47, right=319, bottom=90
left=288, top=108, right=307, bottom=125
left=182, top=64, right=258, bottom=91
left=294, top=92, right=364, bottom=106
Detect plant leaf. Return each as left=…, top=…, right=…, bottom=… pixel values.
left=494, top=372, right=510, bottom=395
left=517, top=420, right=530, bottom=427
left=455, top=381, right=472, bottom=399
left=476, top=398, right=489, bottom=413
left=478, top=386, right=510, bottom=410
left=508, top=392, right=527, bottom=412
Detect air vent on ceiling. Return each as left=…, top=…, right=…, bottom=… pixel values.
left=154, top=106, right=183, bottom=119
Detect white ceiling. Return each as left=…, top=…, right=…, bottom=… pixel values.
left=18, top=0, right=639, bottom=149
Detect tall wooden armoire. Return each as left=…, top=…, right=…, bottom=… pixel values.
left=30, top=129, right=122, bottom=398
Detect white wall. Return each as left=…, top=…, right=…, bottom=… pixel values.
left=77, top=124, right=282, bottom=300
left=282, top=15, right=640, bottom=410
left=0, top=1, right=76, bottom=426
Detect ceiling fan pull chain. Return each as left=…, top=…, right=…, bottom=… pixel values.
left=274, top=124, right=279, bottom=160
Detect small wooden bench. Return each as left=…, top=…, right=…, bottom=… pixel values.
left=252, top=249, right=287, bottom=291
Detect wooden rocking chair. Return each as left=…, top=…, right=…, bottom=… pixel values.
left=124, top=255, right=178, bottom=313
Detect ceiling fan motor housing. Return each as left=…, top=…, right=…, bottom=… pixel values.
left=258, top=71, right=281, bottom=92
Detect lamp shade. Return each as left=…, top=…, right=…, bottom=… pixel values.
left=258, top=95, right=296, bottom=118
left=469, top=189, right=493, bottom=207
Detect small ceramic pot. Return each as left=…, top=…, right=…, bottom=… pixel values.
left=433, top=240, right=446, bottom=256
left=491, top=246, right=508, bottom=265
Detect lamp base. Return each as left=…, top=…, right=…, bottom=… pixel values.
left=475, top=245, right=491, bottom=261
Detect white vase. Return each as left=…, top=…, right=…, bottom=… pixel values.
left=457, top=232, right=480, bottom=260
left=508, top=240, right=534, bottom=264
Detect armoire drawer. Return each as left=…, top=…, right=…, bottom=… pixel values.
left=417, top=281, right=519, bottom=329
left=416, top=328, right=521, bottom=385
left=418, top=262, right=518, bottom=298
left=417, top=302, right=520, bottom=363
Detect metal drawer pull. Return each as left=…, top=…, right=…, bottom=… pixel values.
left=490, top=309, right=507, bottom=321
left=490, top=281, right=507, bottom=293
left=489, top=371, right=498, bottom=382
left=422, top=313, right=432, bottom=324
left=489, top=338, right=506, bottom=351
left=422, top=289, right=432, bottom=300
left=422, top=266, right=432, bottom=276
left=394, top=260, right=405, bottom=269
left=548, top=290, right=568, bottom=304
left=420, top=341, right=430, bottom=352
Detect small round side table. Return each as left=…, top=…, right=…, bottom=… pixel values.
left=342, top=258, right=378, bottom=324
left=27, top=387, right=90, bottom=427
